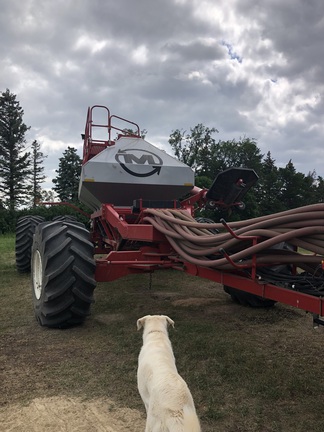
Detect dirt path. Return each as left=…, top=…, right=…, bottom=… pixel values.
left=1, top=396, right=146, bottom=432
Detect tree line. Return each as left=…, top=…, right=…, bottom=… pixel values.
left=169, top=124, right=324, bottom=220
left=0, top=89, right=83, bottom=232
left=1, top=89, right=323, bottom=232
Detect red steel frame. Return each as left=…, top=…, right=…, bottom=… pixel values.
left=82, top=105, right=141, bottom=164
left=80, top=105, right=324, bottom=323
left=91, top=203, right=324, bottom=318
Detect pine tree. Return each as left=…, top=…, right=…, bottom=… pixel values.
left=30, top=139, right=47, bottom=208
left=314, top=176, right=324, bottom=203
left=52, top=147, right=82, bottom=202
left=278, top=160, right=311, bottom=210
left=258, top=151, right=285, bottom=214
left=0, top=89, right=31, bottom=210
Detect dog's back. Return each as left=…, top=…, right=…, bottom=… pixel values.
left=137, top=315, right=201, bottom=432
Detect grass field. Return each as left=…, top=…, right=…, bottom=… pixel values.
left=1, top=233, right=324, bottom=431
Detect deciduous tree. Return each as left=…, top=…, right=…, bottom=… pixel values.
left=169, top=124, right=218, bottom=175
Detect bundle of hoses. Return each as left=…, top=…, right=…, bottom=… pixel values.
left=143, top=203, right=324, bottom=295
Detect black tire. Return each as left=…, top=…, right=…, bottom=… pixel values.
left=31, top=221, right=96, bottom=328
left=15, top=216, right=46, bottom=273
left=52, top=215, right=79, bottom=223
left=223, top=286, right=276, bottom=308
left=52, top=215, right=87, bottom=229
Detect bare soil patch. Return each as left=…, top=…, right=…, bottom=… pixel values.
left=1, top=396, right=145, bottom=432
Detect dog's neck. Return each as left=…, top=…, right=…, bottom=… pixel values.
left=146, top=330, right=165, bottom=335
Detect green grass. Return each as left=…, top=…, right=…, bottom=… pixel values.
left=1, top=234, right=324, bottom=431
left=0, top=233, right=15, bottom=269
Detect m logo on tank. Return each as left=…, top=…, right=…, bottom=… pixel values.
left=115, top=148, right=163, bottom=177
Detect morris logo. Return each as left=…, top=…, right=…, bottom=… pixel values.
left=115, top=148, right=163, bottom=177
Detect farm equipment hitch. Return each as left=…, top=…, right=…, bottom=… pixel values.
left=313, top=314, right=324, bottom=328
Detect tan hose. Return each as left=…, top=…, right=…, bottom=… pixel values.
left=143, top=204, right=324, bottom=273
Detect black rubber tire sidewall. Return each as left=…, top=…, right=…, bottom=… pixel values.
left=31, top=221, right=96, bottom=328
left=223, top=286, right=276, bottom=308
left=15, top=215, right=46, bottom=273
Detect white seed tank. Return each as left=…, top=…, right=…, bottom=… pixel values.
left=78, top=136, right=195, bottom=210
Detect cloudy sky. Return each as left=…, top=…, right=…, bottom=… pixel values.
left=1, top=0, right=324, bottom=190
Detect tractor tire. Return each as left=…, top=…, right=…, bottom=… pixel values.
left=31, top=220, right=96, bottom=328
left=52, top=215, right=86, bottom=229
left=15, top=215, right=46, bottom=273
left=223, top=286, right=276, bottom=308
left=52, top=215, right=79, bottom=223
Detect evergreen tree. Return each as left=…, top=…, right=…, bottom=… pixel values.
left=278, top=160, right=312, bottom=209
left=303, top=171, right=317, bottom=205
left=0, top=89, right=31, bottom=210
left=313, top=176, right=324, bottom=203
left=30, top=139, right=47, bottom=208
left=258, top=151, right=285, bottom=214
left=52, top=147, right=82, bottom=202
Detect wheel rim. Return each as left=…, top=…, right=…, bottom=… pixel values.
left=32, top=250, right=43, bottom=300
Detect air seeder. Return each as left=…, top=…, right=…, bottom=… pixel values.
left=15, top=105, right=324, bottom=328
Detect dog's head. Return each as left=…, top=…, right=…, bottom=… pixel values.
left=137, top=315, right=175, bottom=334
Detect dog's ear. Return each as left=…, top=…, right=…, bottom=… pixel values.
left=137, top=316, right=146, bottom=330
left=165, top=316, right=175, bottom=328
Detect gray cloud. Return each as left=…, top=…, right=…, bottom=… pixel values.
left=0, top=0, right=324, bottom=190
